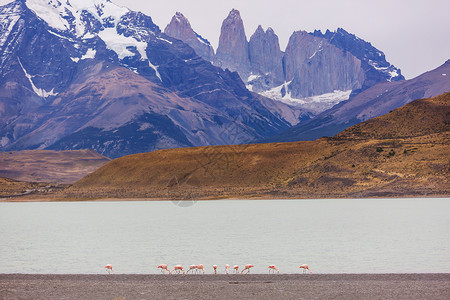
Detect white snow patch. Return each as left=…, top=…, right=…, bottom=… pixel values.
left=26, top=0, right=129, bottom=36
left=257, top=81, right=297, bottom=102
left=157, top=37, right=173, bottom=44
left=369, top=60, right=389, bottom=71
left=388, top=70, right=399, bottom=81
left=304, top=90, right=352, bottom=104
left=82, top=32, right=95, bottom=39
left=258, top=82, right=351, bottom=108
left=148, top=60, right=162, bottom=81
left=97, top=27, right=161, bottom=81
left=81, top=48, right=96, bottom=59
left=247, top=74, right=261, bottom=82
left=47, top=30, right=74, bottom=41
left=98, top=27, right=147, bottom=60
left=18, top=58, right=57, bottom=98
left=70, top=48, right=96, bottom=63
left=25, top=0, right=69, bottom=31
left=0, top=12, right=20, bottom=48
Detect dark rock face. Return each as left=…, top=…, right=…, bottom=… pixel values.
left=214, top=9, right=251, bottom=76
left=248, top=26, right=284, bottom=91
left=264, top=60, right=450, bottom=143
left=164, top=12, right=214, bottom=61
left=0, top=0, right=304, bottom=158
left=283, top=31, right=365, bottom=98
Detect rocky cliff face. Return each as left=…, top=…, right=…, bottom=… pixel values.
left=214, top=9, right=251, bottom=76
left=312, top=28, right=404, bottom=96
left=247, top=25, right=284, bottom=92
left=211, top=9, right=404, bottom=114
left=283, top=31, right=365, bottom=98
left=164, top=12, right=214, bottom=61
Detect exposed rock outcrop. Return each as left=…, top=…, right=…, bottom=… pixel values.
left=212, top=9, right=404, bottom=113
left=312, top=28, right=404, bottom=96
left=214, top=9, right=251, bottom=76
left=247, top=25, right=284, bottom=91
left=164, top=12, right=214, bottom=61
left=283, top=31, right=365, bottom=98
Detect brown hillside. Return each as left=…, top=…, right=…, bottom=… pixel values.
left=0, top=149, right=110, bottom=184
left=65, top=93, right=450, bottom=199
left=335, top=92, right=450, bottom=140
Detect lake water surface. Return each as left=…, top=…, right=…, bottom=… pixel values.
left=1, top=198, right=449, bottom=274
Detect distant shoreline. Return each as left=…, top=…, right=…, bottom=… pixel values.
left=1, top=274, right=449, bottom=299
left=1, top=194, right=449, bottom=203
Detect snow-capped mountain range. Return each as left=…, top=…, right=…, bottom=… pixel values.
left=0, top=0, right=307, bottom=157
left=1, top=0, right=444, bottom=159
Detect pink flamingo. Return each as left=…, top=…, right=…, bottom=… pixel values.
left=241, top=264, right=254, bottom=274
left=157, top=264, right=171, bottom=274
left=172, top=264, right=185, bottom=274
left=233, top=265, right=239, bottom=274
left=268, top=265, right=279, bottom=274
left=213, top=265, right=217, bottom=274
left=186, top=265, right=197, bottom=274
left=196, top=264, right=205, bottom=274
left=299, top=264, right=312, bottom=274
left=105, top=264, right=114, bottom=274
left=225, top=264, right=230, bottom=274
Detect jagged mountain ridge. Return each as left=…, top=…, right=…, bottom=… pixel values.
left=0, top=0, right=307, bottom=158
left=164, top=12, right=214, bottom=62
left=165, top=9, right=404, bottom=115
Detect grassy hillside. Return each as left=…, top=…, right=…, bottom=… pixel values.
left=65, top=92, right=450, bottom=199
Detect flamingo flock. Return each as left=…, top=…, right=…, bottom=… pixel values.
left=105, top=263, right=312, bottom=275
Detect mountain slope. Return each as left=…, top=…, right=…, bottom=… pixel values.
left=0, top=0, right=305, bottom=158
left=65, top=92, right=450, bottom=199
left=266, top=60, right=450, bottom=142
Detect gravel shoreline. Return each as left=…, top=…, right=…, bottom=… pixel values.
left=1, top=274, right=449, bottom=299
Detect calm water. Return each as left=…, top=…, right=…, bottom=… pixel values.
left=0, top=198, right=449, bottom=274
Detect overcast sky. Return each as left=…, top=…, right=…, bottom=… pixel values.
left=2, top=0, right=449, bottom=79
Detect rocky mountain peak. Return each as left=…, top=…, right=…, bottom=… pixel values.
left=266, top=27, right=275, bottom=34
left=174, top=11, right=188, bottom=23
left=254, top=25, right=264, bottom=34
left=214, top=8, right=251, bottom=75
left=228, top=8, right=241, bottom=20
left=164, top=12, right=214, bottom=61
left=247, top=25, right=284, bottom=90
